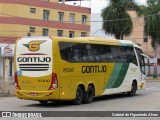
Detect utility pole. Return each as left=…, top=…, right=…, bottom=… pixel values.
left=3, top=44, right=12, bottom=94
left=3, top=44, right=11, bottom=79
left=153, top=41, right=158, bottom=78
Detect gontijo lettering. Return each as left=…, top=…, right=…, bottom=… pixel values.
left=17, top=57, right=51, bottom=62
left=82, top=65, right=107, bottom=73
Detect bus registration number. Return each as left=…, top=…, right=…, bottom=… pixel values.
left=63, top=68, right=74, bottom=72
left=30, top=92, right=38, bottom=96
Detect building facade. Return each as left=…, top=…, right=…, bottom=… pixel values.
left=90, top=11, right=158, bottom=58
left=0, top=0, right=90, bottom=77
left=0, top=0, right=91, bottom=44
left=124, top=10, right=159, bottom=58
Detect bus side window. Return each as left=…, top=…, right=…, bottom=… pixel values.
left=72, top=49, right=79, bottom=62
left=136, top=48, right=145, bottom=74
left=125, top=47, right=137, bottom=65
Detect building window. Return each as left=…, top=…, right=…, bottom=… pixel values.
left=30, top=27, right=35, bottom=33
left=69, top=13, right=75, bottom=23
left=143, top=37, right=148, bottom=42
left=57, top=30, right=63, bottom=37
left=69, top=31, right=74, bottom=38
left=58, top=12, right=64, bottom=22
left=43, top=10, right=50, bottom=20
left=42, top=28, right=49, bottom=36
left=30, top=8, right=36, bottom=13
left=81, top=32, right=87, bottom=37
left=82, top=15, right=87, bottom=25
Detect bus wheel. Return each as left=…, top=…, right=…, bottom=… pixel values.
left=83, top=86, right=94, bottom=104
left=39, top=100, right=48, bottom=104
left=73, top=86, right=83, bottom=105
left=127, top=82, right=137, bottom=96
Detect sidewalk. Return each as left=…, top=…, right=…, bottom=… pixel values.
left=0, top=76, right=15, bottom=97
left=146, top=76, right=160, bottom=81
left=0, top=93, right=15, bottom=97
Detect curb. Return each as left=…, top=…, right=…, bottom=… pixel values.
left=146, top=79, right=160, bottom=82
left=145, top=77, right=160, bottom=82
left=0, top=94, right=15, bottom=97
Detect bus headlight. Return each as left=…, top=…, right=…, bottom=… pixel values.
left=139, top=83, right=144, bottom=89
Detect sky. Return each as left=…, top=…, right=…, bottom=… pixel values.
left=91, top=0, right=147, bottom=13
left=66, top=0, right=147, bottom=13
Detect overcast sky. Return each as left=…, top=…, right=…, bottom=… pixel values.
left=91, top=0, right=147, bottom=13
left=67, top=0, right=147, bottom=13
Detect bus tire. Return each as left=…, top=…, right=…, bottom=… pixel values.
left=39, top=100, right=48, bottom=104
left=72, top=86, right=83, bottom=105
left=127, top=82, right=137, bottom=96
left=83, top=86, right=94, bottom=104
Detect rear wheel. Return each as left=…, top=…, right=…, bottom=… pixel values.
left=83, top=86, right=94, bottom=104
left=127, top=82, right=137, bottom=96
left=72, top=86, right=83, bottom=105
left=39, top=100, right=48, bottom=104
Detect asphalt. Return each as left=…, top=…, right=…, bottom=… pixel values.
left=0, top=76, right=160, bottom=97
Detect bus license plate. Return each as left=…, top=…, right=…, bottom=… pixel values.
left=30, top=92, right=38, bottom=96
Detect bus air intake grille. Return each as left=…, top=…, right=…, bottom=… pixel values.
left=19, top=64, right=49, bottom=71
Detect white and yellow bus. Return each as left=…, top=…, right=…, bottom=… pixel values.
left=14, top=36, right=146, bottom=104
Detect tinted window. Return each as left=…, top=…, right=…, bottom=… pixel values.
left=59, top=42, right=137, bottom=65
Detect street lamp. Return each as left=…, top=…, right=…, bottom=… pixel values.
left=92, top=29, right=103, bottom=37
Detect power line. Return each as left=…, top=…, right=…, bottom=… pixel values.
left=0, top=29, right=158, bottom=33
left=0, top=12, right=160, bottom=23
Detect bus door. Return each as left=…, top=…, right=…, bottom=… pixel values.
left=135, top=48, right=147, bottom=91
left=141, top=54, right=151, bottom=76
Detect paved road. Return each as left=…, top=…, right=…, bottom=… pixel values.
left=0, top=81, right=160, bottom=120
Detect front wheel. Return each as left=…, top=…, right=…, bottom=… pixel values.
left=127, top=82, right=137, bottom=96
left=72, top=86, right=83, bottom=105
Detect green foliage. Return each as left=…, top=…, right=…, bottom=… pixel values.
left=143, top=0, right=160, bottom=48
left=142, top=0, right=160, bottom=78
left=101, top=0, right=140, bottom=39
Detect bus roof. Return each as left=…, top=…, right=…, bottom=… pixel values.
left=19, top=36, right=141, bottom=48
left=59, top=37, right=140, bottom=47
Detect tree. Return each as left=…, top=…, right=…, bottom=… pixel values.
left=101, top=0, right=140, bottom=39
left=142, top=0, right=160, bottom=78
